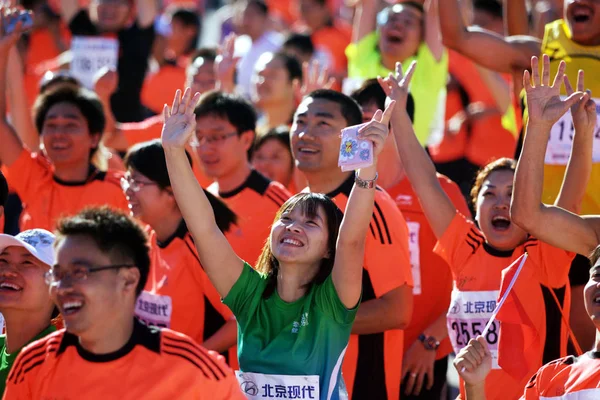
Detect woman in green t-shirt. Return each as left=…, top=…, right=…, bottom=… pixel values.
left=0, top=229, right=59, bottom=395
left=161, top=87, right=399, bottom=400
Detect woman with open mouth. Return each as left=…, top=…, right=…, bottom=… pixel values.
left=380, top=60, right=581, bottom=400
left=162, top=87, right=395, bottom=400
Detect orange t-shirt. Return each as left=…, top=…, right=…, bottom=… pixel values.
left=435, top=213, right=574, bottom=400
left=3, top=320, right=244, bottom=399
left=310, top=22, right=351, bottom=78
left=141, top=63, right=187, bottom=115
left=386, top=174, right=471, bottom=360
left=521, top=353, right=600, bottom=399
left=324, top=177, right=413, bottom=400
left=208, top=170, right=291, bottom=266
left=139, top=225, right=236, bottom=365
left=6, top=149, right=129, bottom=231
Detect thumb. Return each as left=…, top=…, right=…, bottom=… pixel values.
left=565, top=91, right=585, bottom=109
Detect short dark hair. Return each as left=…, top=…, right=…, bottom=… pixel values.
left=171, top=8, right=201, bottom=52
left=254, top=125, right=293, bottom=169
left=470, top=157, right=516, bottom=208
left=0, top=170, right=7, bottom=207
left=34, top=86, right=106, bottom=137
left=351, top=78, right=415, bottom=122
left=306, top=89, right=363, bottom=127
left=283, top=33, right=315, bottom=57
left=39, top=71, right=81, bottom=94
left=124, top=140, right=237, bottom=233
left=474, top=0, right=503, bottom=19
left=272, top=52, right=302, bottom=83
left=194, top=91, right=257, bottom=135
left=190, top=47, right=218, bottom=65
left=55, top=207, right=150, bottom=297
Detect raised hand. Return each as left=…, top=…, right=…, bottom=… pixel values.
left=93, top=67, right=118, bottom=100
left=215, top=33, right=240, bottom=92
left=357, top=100, right=396, bottom=161
left=524, top=55, right=583, bottom=128
left=294, top=60, right=335, bottom=99
left=161, top=88, right=201, bottom=149
left=453, top=336, right=492, bottom=387
left=377, top=61, right=416, bottom=111
left=564, top=70, right=596, bottom=134
left=0, top=8, right=31, bottom=55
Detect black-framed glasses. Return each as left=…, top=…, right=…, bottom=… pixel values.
left=44, top=264, right=135, bottom=286
left=190, top=132, right=238, bottom=147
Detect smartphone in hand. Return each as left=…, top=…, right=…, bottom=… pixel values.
left=5, top=12, right=33, bottom=35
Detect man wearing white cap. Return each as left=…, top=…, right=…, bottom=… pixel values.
left=0, top=229, right=57, bottom=395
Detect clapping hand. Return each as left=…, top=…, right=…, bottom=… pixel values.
left=161, top=88, right=202, bottom=149
left=524, top=55, right=585, bottom=128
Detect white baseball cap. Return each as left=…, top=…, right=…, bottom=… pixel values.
left=0, top=229, right=56, bottom=267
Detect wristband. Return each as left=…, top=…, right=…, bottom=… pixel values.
left=354, top=172, right=378, bottom=189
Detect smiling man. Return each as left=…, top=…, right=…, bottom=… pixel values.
left=290, top=89, right=414, bottom=399
left=3, top=207, right=243, bottom=399
left=193, top=91, right=291, bottom=265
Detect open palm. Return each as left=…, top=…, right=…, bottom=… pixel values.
left=525, top=55, right=582, bottom=127
left=161, top=88, right=201, bottom=148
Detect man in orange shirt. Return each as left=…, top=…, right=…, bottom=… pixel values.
left=194, top=91, right=292, bottom=266
left=291, top=89, right=413, bottom=399
left=0, top=16, right=129, bottom=232
left=3, top=207, right=243, bottom=399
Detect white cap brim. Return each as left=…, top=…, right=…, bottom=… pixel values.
left=0, top=235, right=53, bottom=267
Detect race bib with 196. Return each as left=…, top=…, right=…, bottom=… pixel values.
left=236, top=371, right=319, bottom=400
left=447, top=289, right=500, bottom=369
left=545, top=97, right=600, bottom=165
left=135, top=291, right=172, bottom=328
left=70, top=36, right=119, bottom=89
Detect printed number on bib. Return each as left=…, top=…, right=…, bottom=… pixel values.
left=236, top=371, right=319, bottom=400
left=407, top=221, right=421, bottom=295
left=70, top=36, right=119, bottom=89
left=545, top=97, right=600, bottom=165
left=135, top=291, right=172, bottom=328
left=447, top=289, right=500, bottom=369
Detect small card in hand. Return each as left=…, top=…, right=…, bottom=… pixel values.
left=338, top=123, right=373, bottom=172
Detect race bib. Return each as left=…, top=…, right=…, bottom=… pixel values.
left=235, top=371, right=319, bottom=400
left=407, top=221, right=421, bottom=295
left=545, top=97, right=600, bottom=165
left=135, top=291, right=172, bottom=328
left=447, top=289, right=501, bottom=369
left=540, top=389, right=600, bottom=400
left=70, top=36, right=119, bottom=89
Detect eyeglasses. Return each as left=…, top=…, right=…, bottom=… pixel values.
left=120, top=176, right=156, bottom=193
left=189, top=132, right=238, bottom=147
left=44, top=264, right=135, bottom=286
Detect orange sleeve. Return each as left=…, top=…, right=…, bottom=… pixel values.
left=3, top=342, right=49, bottom=400
left=5, top=149, right=49, bottom=201
left=201, top=352, right=245, bottom=400
left=525, top=239, right=574, bottom=289
left=519, top=358, right=571, bottom=400
left=434, top=213, right=483, bottom=276
left=364, top=196, right=413, bottom=297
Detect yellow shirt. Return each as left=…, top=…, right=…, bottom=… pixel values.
left=346, top=32, right=448, bottom=146
left=523, top=19, right=600, bottom=214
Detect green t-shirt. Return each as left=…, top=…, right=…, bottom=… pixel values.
left=346, top=32, right=449, bottom=147
left=0, top=324, right=56, bottom=395
left=224, top=263, right=358, bottom=400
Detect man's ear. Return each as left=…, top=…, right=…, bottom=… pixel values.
left=120, top=267, right=140, bottom=295
left=240, top=130, right=256, bottom=152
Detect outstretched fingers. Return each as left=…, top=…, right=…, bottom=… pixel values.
left=401, top=61, right=417, bottom=87
left=530, top=56, right=540, bottom=87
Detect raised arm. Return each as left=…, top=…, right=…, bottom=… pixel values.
left=215, top=34, right=238, bottom=94
left=555, top=71, right=594, bottom=213
left=440, top=0, right=539, bottom=74
left=332, top=101, right=396, bottom=309
left=504, top=0, right=530, bottom=36
left=424, top=0, right=444, bottom=62
left=351, top=0, right=378, bottom=44
left=379, top=62, right=457, bottom=239
left=0, top=10, right=27, bottom=167
left=511, top=55, right=600, bottom=256
left=162, top=89, right=244, bottom=298
left=135, top=0, right=158, bottom=29
left=59, top=0, right=82, bottom=25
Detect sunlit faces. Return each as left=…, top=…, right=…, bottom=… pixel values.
left=40, top=102, right=100, bottom=168
left=50, top=235, right=138, bottom=335
left=584, top=260, right=600, bottom=326
left=89, top=0, right=130, bottom=32
left=121, top=169, right=170, bottom=223
left=252, top=54, right=295, bottom=107
left=291, top=97, right=348, bottom=173
left=565, top=0, right=600, bottom=45
left=186, top=58, right=217, bottom=95
left=0, top=247, right=52, bottom=313
left=252, top=138, right=294, bottom=187
left=194, top=115, right=254, bottom=179
left=475, top=169, right=527, bottom=251
left=270, top=204, right=330, bottom=265
left=378, top=5, right=424, bottom=62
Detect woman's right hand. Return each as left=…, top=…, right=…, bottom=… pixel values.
left=161, top=88, right=201, bottom=149
left=0, top=8, right=30, bottom=55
